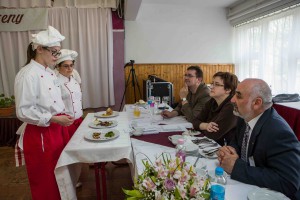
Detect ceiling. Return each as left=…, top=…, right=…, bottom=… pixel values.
left=124, top=0, right=240, bottom=20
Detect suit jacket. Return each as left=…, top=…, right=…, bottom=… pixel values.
left=230, top=108, right=300, bottom=199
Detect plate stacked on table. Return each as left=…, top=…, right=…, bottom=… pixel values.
left=88, top=119, right=118, bottom=129
left=94, top=111, right=119, bottom=118
left=191, top=137, right=219, bottom=159
left=84, top=129, right=120, bottom=141
left=247, top=188, right=289, bottom=200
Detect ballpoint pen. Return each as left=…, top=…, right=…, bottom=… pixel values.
left=224, top=138, right=227, bottom=146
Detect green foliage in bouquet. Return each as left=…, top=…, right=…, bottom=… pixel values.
left=123, top=153, right=210, bottom=200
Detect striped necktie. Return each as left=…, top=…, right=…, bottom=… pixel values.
left=241, top=124, right=250, bottom=162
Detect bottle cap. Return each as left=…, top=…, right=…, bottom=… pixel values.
left=177, top=138, right=184, bottom=144
left=215, top=166, right=224, bottom=176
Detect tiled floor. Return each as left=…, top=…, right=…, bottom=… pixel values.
left=0, top=146, right=133, bottom=200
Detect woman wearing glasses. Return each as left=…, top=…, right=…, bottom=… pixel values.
left=14, top=26, right=74, bottom=200
left=191, top=72, right=238, bottom=145
left=55, top=49, right=83, bottom=139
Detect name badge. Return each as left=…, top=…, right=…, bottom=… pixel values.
left=249, top=156, right=255, bottom=167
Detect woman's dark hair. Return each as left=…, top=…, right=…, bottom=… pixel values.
left=25, top=42, right=36, bottom=66
left=187, top=66, right=203, bottom=78
left=213, top=72, right=238, bottom=95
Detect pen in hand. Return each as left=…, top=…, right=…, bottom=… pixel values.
left=224, top=138, right=227, bottom=146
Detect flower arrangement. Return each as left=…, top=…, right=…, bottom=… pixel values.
left=123, top=153, right=210, bottom=200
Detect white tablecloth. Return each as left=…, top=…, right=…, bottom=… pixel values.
left=55, top=112, right=134, bottom=200
left=131, top=138, right=267, bottom=200
left=275, top=102, right=300, bottom=110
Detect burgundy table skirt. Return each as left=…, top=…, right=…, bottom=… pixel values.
left=273, top=104, right=300, bottom=141
left=0, top=116, right=22, bottom=147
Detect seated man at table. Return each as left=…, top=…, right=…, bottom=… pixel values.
left=161, top=66, right=210, bottom=122
left=218, top=78, right=300, bottom=199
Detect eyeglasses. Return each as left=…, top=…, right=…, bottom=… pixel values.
left=61, top=64, right=74, bottom=69
left=210, top=82, right=224, bottom=88
left=184, top=74, right=197, bottom=78
left=42, top=47, right=61, bottom=57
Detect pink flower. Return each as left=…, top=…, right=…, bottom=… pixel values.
left=142, top=177, right=156, bottom=191
left=189, top=184, right=199, bottom=197
left=164, top=178, right=176, bottom=191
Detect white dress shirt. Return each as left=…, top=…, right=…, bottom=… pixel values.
left=57, top=73, right=83, bottom=119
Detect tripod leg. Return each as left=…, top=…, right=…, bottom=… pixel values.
left=130, top=69, right=137, bottom=103
left=119, top=70, right=132, bottom=111
left=132, top=70, right=142, bottom=100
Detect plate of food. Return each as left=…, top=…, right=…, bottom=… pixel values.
left=88, top=119, right=118, bottom=129
left=84, top=129, right=120, bottom=141
left=94, top=108, right=119, bottom=118
left=135, top=99, right=147, bottom=106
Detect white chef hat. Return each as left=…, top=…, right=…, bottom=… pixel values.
left=31, top=26, right=65, bottom=50
left=56, top=49, right=78, bottom=65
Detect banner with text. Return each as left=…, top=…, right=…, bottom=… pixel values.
left=0, top=8, right=48, bottom=32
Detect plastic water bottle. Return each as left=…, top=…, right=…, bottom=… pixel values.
left=210, top=167, right=226, bottom=200
left=175, top=138, right=186, bottom=162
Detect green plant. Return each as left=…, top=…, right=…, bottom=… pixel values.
left=0, top=94, right=15, bottom=108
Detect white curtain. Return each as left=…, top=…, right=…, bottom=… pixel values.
left=233, top=6, right=300, bottom=95
left=0, top=7, right=114, bottom=108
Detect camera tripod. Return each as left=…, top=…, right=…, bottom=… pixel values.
left=119, top=60, right=142, bottom=111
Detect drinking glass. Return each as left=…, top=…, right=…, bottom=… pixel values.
left=162, top=96, right=169, bottom=109
left=133, top=105, right=141, bottom=118
left=154, top=96, right=161, bottom=106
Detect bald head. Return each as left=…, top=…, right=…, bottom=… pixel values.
left=241, top=78, right=273, bottom=109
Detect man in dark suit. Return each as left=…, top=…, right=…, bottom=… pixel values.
left=218, top=78, right=300, bottom=199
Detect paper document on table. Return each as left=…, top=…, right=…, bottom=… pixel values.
left=160, top=125, right=187, bottom=132
left=159, top=116, right=193, bottom=128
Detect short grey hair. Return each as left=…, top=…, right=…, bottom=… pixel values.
left=251, top=81, right=273, bottom=108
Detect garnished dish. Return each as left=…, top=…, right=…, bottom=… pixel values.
left=135, top=99, right=147, bottom=106
left=88, top=119, right=117, bottom=129
left=92, top=132, right=101, bottom=139
left=94, top=109, right=119, bottom=118
left=102, top=107, right=113, bottom=116
left=104, top=131, right=115, bottom=138
left=84, top=129, right=120, bottom=141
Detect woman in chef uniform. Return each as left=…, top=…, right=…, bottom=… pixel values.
left=14, top=26, right=74, bottom=200
left=55, top=49, right=83, bottom=138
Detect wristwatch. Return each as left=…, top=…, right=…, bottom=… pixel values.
left=181, top=98, right=187, bottom=101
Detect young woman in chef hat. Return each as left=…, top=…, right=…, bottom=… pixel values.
left=14, top=26, right=74, bottom=200
left=55, top=49, right=83, bottom=138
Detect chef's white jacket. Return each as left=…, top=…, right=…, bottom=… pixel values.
left=14, top=59, right=65, bottom=127
left=57, top=73, right=83, bottom=120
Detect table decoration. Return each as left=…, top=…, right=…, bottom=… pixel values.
left=123, top=153, right=210, bottom=200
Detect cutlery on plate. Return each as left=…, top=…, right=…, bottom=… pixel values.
left=198, top=143, right=218, bottom=149
left=193, top=154, right=201, bottom=167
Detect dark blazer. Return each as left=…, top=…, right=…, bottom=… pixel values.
left=230, top=108, right=300, bottom=199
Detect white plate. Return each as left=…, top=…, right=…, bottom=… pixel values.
left=84, top=129, right=120, bottom=141
left=94, top=111, right=119, bottom=118
left=183, top=130, right=202, bottom=136
left=247, top=188, right=289, bottom=200
left=185, top=143, right=199, bottom=153
left=199, top=149, right=218, bottom=159
left=88, top=120, right=118, bottom=129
